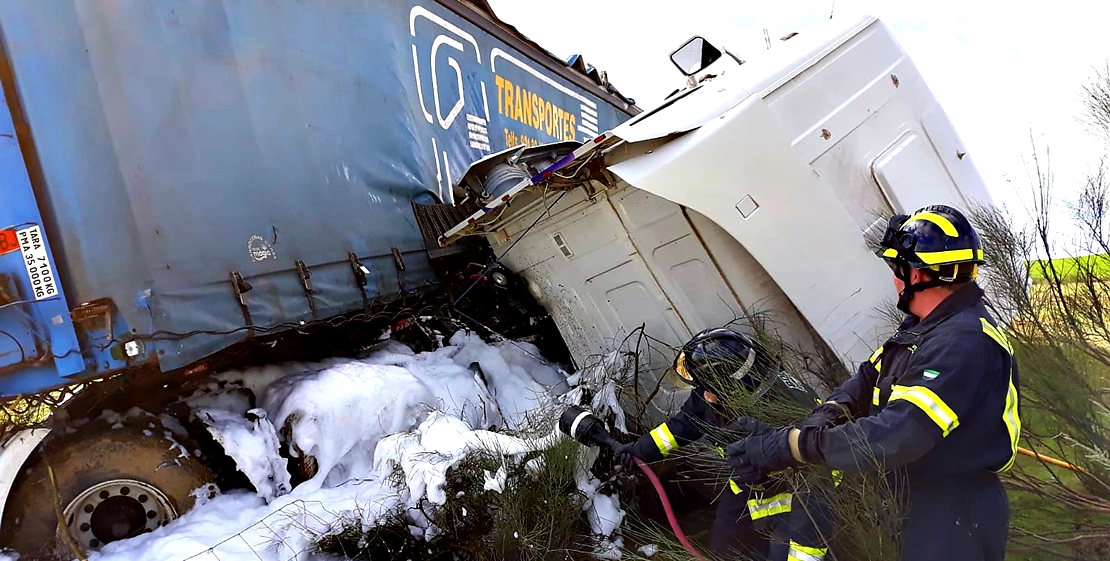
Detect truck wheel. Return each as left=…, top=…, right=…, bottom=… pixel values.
left=0, top=424, right=214, bottom=560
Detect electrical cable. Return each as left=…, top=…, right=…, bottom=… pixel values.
left=0, top=329, right=26, bottom=363
left=450, top=307, right=553, bottom=367
left=142, top=288, right=440, bottom=341
left=451, top=190, right=568, bottom=308
left=0, top=297, right=61, bottom=312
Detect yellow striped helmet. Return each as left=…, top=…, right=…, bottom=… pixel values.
left=879, top=205, right=984, bottom=283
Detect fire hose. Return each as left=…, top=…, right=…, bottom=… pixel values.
left=559, top=406, right=710, bottom=561
left=554, top=407, right=1087, bottom=561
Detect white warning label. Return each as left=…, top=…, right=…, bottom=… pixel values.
left=17, top=225, right=58, bottom=300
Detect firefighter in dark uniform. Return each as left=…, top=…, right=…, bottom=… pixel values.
left=726, top=205, right=1022, bottom=561
left=614, top=328, right=836, bottom=559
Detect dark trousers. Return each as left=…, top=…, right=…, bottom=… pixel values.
left=712, top=484, right=833, bottom=561
left=711, top=486, right=770, bottom=558
left=899, top=473, right=1009, bottom=561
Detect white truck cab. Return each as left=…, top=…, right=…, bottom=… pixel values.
left=443, top=15, right=995, bottom=420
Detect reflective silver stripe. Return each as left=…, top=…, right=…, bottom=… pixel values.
left=746, top=492, right=792, bottom=519
left=730, top=346, right=757, bottom=380
left=788, top=549, right=825, bottom=561
left=568, top=410, right=592, bottom=441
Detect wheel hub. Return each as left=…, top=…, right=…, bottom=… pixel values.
left=61, top=479, right=177, bottom=550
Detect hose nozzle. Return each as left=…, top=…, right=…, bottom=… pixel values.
left=559, top=406, right=621, bottom=451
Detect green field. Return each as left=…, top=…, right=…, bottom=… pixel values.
left=1028, top=253, right=1110, bottom=283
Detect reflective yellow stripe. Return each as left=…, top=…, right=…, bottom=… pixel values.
left=872, top=387, right=880, bottom=406
left=869, top=345, right=883, bottom=372
left=831, top=469, right=844, bottom=487
left=981, top=317, right=1021, bottom=472
left=729, top=479, right=742, bottom=495
left=650, top=423, right=679, bottom=457
left=890, top=385, right=960, bottom=437
left=746, top=492, right=792, bottom=520
left=904, top=211, right=959, bottom=237
left=980, top=318, right=1013, bottom=354
left=882, top=248, right=899, bottom=259
left=914, top=248, right=984, bottom=265
left=788, top=541, right=827, bottom=561
left=998, top=372, right=1022, bottom=472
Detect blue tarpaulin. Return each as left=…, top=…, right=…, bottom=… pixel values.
left=0, top=0, right=631, bottom=393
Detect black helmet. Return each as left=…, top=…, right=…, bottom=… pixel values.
left=674, top=328, right=769, bottom=398
left=879, top=205, right=984, bottom=312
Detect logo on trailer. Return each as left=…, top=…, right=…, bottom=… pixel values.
left=408, top=3, right=605, bottom=204
left=248, top=235, right=277, bottom=262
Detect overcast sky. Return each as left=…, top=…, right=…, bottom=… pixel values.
left=489, top=0, right=1110, bottom=240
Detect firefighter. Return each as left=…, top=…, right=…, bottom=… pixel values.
left=725, top=205, right=1021, bottom=561
left=614, top=328, right=836, bottom=559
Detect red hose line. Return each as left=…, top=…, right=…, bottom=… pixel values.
left=633, top=457, right=710, bottom=561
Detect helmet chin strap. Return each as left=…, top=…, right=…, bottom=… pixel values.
left=893, top=260, right=946, bottom=315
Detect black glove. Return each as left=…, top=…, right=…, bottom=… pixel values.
left=799, top=401, right=850, bottom=429
left=721, top=417, right=777, bottom=485
left=613, top=442, right=641, bottom=471
left=726, top=416, right=776, bottom=438
left=726, top=426, right=802, bottom=480
left=726, top=454, right=771, bottom=486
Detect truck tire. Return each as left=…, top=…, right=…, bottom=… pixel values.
left=0, top=424, right=214, bottom=560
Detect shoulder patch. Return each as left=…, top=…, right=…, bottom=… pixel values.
left=923, top=369, right=940, bottom=380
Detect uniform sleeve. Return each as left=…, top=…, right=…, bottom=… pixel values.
left=823, top=347, right=882, bottom=419
left=809, top=328, right=1003, bottom=472
left=629, top=391, right=711, bottom=462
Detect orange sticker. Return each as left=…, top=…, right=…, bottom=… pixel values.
left=0, top=229, right=17, bottom=256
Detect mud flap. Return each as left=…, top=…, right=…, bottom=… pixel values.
left=198, top=408, right=291, bottom=502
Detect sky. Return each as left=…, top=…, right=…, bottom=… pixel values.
left=488, top=0, right=1110, bottom=242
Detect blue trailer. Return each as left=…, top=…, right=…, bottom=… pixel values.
left=0, top=1, right=634, bottom=556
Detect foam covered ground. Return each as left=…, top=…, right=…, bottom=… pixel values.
left=78, top=332, right=625, bottom=561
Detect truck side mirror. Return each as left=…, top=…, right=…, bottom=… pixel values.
left=670, top=36, right=722, bottom=76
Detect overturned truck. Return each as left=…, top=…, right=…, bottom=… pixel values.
left=0, top=4, right=995, bottom=558
left=433, top=14, right=996, bottom=421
